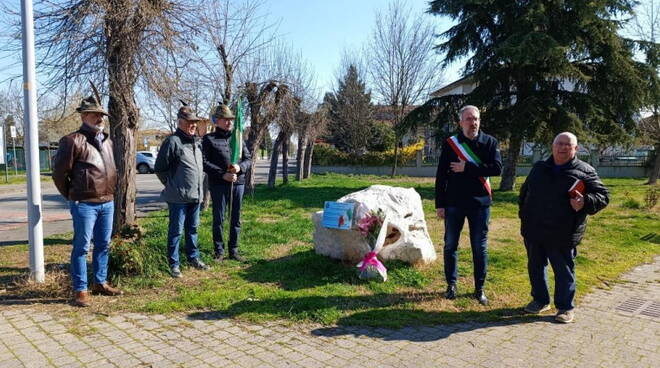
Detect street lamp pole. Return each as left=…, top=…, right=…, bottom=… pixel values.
left=21, top=0, right=44, bottom=282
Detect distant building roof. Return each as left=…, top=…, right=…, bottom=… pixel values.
left=430, top=76, right=475, bottom=97
left=373, top=105, right=418, bottom=125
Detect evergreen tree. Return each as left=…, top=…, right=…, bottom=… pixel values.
left=405, top=0, right=645, bottom=190
left=627, top=0, right=660, bottom=184
left=324, top=65, right=375, bottom=154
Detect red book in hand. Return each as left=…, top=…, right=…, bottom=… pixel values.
left=568, top=179, right=585, bottom=198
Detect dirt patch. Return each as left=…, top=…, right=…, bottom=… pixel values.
left=265, top=240, right=309, bottom=259
left=257, top=215, right=282, bottom=223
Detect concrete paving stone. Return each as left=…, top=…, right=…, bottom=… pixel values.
left=105, top=316, right=125, bottom=324
left=294, top=357, right=325, bottom=368
left=89, top=363, right=117, bottom=368
left=138, top=353, right=166, bottom=364
left=168, top=352, right=194, bottom=363
left=234, top=355, right=267, bottom=367
left=0, top=359, right=25, bottom=368
left=0, top=256, right=657, bottom=368
left=51, top=354, right=79, bottom=366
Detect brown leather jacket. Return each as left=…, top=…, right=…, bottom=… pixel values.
left=52, top=124, right=117, bottom=202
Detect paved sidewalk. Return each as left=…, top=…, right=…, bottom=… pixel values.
left=0, top=257, right=658, bottom=368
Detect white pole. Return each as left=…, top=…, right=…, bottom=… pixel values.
left=21, top=0, right=44, bottom=283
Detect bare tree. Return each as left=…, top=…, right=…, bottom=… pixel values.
left=365, top=0, right=443, bottom=176
left=142, top=52, right=190, bottom=132
left=302, top=105, right=329, bottom=179
left=263, top=43, right=319, bottom=187
left=198, top=0, right=278, bottom=105
left=12, top=0, right=200, bottom=233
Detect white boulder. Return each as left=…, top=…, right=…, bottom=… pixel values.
left=312, top=185, right=437, bottom=264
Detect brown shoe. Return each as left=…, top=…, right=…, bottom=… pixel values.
left=91, top=283, right=123, bottom=296
left=73, top=290, right=91, bottom=307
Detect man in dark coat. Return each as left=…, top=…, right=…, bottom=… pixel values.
left=202, top=103, right=251, bottom=262
left=519, top=132, right=609, bottom=323
left=435, top=105, right=502, bottom=305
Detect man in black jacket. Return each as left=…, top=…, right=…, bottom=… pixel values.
left=519, top=132, right=609, bottom=323
left=435, top=105, right=502, bottom=305
left=202, top=103, right=252, bottom=262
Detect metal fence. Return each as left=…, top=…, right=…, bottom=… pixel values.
left=421, top=153, right=653, bottom=168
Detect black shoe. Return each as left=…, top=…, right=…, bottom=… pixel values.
left=214, top=254, right=224, bottom=262
left=228, top=253, right=246, bottom=262
left=190, top=258, right=210, bottom=270
left=445, top=284, right=457, bottom=300
left=475, top=289, right=488, bottom=306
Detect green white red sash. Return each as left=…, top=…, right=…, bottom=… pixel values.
left=446, top=135, right=492, bottom=197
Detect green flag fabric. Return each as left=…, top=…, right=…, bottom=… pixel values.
left=230, top=98, right=245, bottom=165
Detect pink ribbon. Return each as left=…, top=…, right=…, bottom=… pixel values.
left=358, top=251, right=387, bottom=274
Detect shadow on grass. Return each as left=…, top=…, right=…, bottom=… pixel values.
left=241, top=250, right=426, bottom=291
left=493, top=190, right=520, bottom=204
left=246, top=185, right=367, bottom=209
left=187, top=292, right=552, bottom=336
left=0, top=264, right=71, bottom=303
left=240, top=249, right=356, bottom=290
left=0, top=237, right=71, bottom=247
left=0, top=266, right=29, bottom=286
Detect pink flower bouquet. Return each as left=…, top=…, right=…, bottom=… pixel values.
left=356, top=209, right=388, bottom=282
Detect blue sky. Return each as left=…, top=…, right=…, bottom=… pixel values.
left=262, top=0, right=459, bottom=90
left=0, top=0, right=459, bottom=97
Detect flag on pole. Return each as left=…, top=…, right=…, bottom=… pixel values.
left=230, top=98, right=245, bottom=165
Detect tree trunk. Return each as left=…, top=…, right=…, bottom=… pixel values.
left=295, top=133, right=306, bottom=181
left=500, top=135, right=522, bottom=191
left=648, top=142, right=660, bottom=185
left=303, top=140, right=314, bottom=179
left=107, top=25, right=139, bottom=234
left=245, top=125, right=266, bottom=195
left=390, top=137, right=399, bottom=177
left=268, top=130, right=286, bottom=188
left=281, top=133, right=289, bottom=185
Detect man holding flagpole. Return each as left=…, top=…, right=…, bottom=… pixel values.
left=203, top=101, right=252, bottom=262
left=435, top=105, right=502, bottom=305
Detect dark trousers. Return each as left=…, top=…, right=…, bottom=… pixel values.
left=524, top=239, right=577, bottom=311
left=210, top=182, right=244, bottom=256
left=443, top=206, right=490, bottom=290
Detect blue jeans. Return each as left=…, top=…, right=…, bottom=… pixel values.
left=210, top=183, right=244, bottom=256
left=443, top=206, right=490, bottom=290
left=524, top=240, right=577, bottom=311
left=70, top=201, right=114, bottom=292
left=167, top=202, right=201, bottom=267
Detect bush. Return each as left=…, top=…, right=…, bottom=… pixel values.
left=313, top=141, right=424, bottom=166
left=108, top=224, right=168, bottom=280
left=645, top=187, right=658, bottom=209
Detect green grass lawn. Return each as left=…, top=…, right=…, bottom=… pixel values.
left=105, top=174, right=659, bottom=327
left=0, top=170, right=52, bottom=185
left=0, top=174, right=657, bottom=326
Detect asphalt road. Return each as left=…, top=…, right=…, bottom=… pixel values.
left=0, top=159, right=294, bottom=246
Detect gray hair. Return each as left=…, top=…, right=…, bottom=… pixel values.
left=458, top=105, right=480, bottom=120
left=553, top=132, right=578, bottom=146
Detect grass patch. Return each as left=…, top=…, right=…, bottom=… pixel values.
left=1, top=174, right=658, bottom=327
left=0, top=171, right=52, bottom=185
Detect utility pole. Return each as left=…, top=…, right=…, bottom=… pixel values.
left=10, top=125, right=17, bottom=175
left=21, top=0, right=44, bottom=283
left=1, top=125, right=7, bottom=183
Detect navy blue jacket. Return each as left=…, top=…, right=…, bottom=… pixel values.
left=519, top=156, right=609, bottom=247
left=435, top=131, right=502, bottom=209
left=202, top=127, right=251, bottom=186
